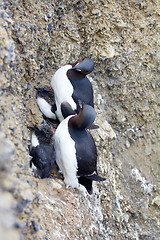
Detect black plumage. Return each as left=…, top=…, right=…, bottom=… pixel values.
left=67, top=58, right=94, bottom=108
left=67, top=103, right=106, bottom=194
left=29, top=125, right=56, bottom=178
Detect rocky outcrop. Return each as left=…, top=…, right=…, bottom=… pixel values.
left=0, top=0, right=159, bottom=239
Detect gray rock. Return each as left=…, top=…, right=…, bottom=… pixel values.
left=0, top=132, right=15, bottom=167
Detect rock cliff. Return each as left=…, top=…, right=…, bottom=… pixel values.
left=0, top=0, right=159, bottom=239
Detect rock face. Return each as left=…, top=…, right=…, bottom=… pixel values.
left=0, top=0, right=159, bottom=239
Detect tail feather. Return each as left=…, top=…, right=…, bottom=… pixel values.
left=85, top=174, right=106, bottom=182
left=78, top=176, right=93, bottom=194
left=78, top=174, right=106, bottom=194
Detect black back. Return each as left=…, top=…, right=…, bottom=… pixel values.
left=68, top=104, right=97, bottom=176
left=30, top=144, right=55, bottom=178
left=33, top=125, right=53, bottom=144
left=67, top=70, right=94, bottom=108
left=29, top=125, right=56, bottom=178
left=69, top=127, right=97, bottom=176
left=68, top=104, right=105, bottom=194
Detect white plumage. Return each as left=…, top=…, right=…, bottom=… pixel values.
left=51, top=65, right=77, bottom=122
left=36, top=97, right=56, bottom=119
left=54, top=116, right=86, bottom=192
left=31, top=132, right=39, bottom=147
left=30, top=133, right=39, bottom=171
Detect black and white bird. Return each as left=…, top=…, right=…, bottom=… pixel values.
left=35, top=58, right=94, bottom=123
left=51, top=58, right=94, bottom=122
left=29, top=125, right=56, bottom=178
left=35, top=86, right=57, bottom=121
left=54, top=102, right=106, bottom=194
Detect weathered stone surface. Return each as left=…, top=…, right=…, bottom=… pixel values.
left=0, top=0, right=159, bottom=239
left=0, top=131, right=15, bottom=167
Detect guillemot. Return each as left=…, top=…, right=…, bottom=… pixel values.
left=29, top=125, right=56, bottom=178
left=35, top=86, right=57, bottom=121
left=54, top=102, right=105, bottom=194
left=51, top=58, right=94, bottom=122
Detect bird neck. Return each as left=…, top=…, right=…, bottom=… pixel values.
left=67, top=69, right=85, bottom=81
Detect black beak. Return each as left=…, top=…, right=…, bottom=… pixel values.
left=70, top=66, right=77, bottom=70
left=70, top=66, right=82, bottom=72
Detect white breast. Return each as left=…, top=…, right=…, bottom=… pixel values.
left=31, top=133, right=39, bottom=147
left=54, top=116, right=81, bottom=187
left=51, top=65, right=77, bottom=121
left=36, top=97, right=56, bottom=119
